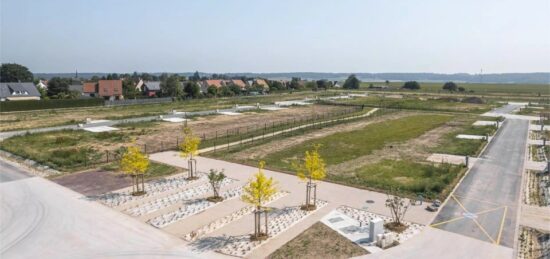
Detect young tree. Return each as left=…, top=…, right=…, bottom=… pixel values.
left=402, top=81, right=421, bottom=90
left=343, top=74, right=361, bottom=89
left=120, top=146, right=150, bottom=196
left=179, top=126, right=201, bottom=179
left=241, top=161, right=278, bottom=241
left=385, top=188, right=410, bottom=231
left=207, top=169, right=226, bottom=202
left=293, top=144, right=326, bottom=210
left=207, top=85, right=218, bottom=97
left=0, top=63, right=34, bottom=82
left=442, top=81, right=458, bottom=92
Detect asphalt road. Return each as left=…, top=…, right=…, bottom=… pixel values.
left=0, top=159, right=32, bottom=183
left=432, top=118, right=529, bottom=248
left=0, top=166, right=208, bottom=258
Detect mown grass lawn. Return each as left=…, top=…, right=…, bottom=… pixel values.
left=431, top=125, right=495, bottom=156
left=0, top=122, right=158, bottom=171
left=260, top=114, right=453, bottom=171
left=331, top=160, right=464, bottom=199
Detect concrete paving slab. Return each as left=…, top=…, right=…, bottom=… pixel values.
left=473, top=121, right=498, bottom=126
left=456, top=134, right=487, bottom=140
left=525, top=161, right=547, bottom=171
left=520, top=205, right=550, bottom=232
left=83, top=126, right=119, bottom=132
left=528, top=139, right=550, bottom=146
left=162, top=117, right=187, bottom=123
left=0, top=176, right=219, bottom=259
left=427, top=153, right=477, bottom=168
left=358, top=227, right=513, bottom=259
left=530, top=124, right=550, bottom=131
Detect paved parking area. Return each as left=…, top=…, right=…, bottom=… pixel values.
left=51, top=169, right=132, bottom=196
left=431, top=119, right=529, bottom=247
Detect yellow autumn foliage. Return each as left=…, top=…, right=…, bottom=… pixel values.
left=241, top=161, right=278, bottom=208
left=120, top=146, right=149, bottom=176
left=180, top=126, right=201, bottom=159
left=294, top=144, right=326, bottom=182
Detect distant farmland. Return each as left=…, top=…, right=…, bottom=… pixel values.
left=361, top=82, right=550, bottom=95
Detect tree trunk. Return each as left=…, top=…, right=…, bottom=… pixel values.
left=141, top=174, right=145, bottom=193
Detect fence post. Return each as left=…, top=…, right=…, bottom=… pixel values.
left=106, top=151, right=109, bottom=163
left=144, top=144, right=147, bottom=154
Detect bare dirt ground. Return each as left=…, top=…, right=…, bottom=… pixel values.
left=136, top=105, right=350, bottom=149
left=51, top=169, right=132, bottom=196
left=267, top=222, right=367, bottom=259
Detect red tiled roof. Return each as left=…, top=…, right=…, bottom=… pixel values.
left=205, top=80, right=224, bottom=88
left=98, top=80, right=122, bottom=97
left=230, top=79, right=246, bottom=89
left=255, top=79, right=268, bottom=87
left=83, top=82, right=97, bottom=93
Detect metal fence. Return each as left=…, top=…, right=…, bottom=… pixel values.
left=64, top=104, right=381, bottom=171
left=105, top=97, right=173, bottom=107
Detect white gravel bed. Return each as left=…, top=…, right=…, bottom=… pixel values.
left=217, top=200, right=328, bottom=257
left=96, top=173, right=207, bottom=207
left=148, top=186, right=244, bottom=228
left=183, top=191, right=289, bottom=241
left=125, top=178, right=235, bottom=216
left=337, top=206, right=423, bottom=244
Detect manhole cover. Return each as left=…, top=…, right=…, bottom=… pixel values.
left=366, top=200, right=375, bottom=204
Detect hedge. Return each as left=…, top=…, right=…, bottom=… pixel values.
left=0, top=98, right=104, bottom=112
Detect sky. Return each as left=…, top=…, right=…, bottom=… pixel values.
left=1, top=0, right=549, bottom=74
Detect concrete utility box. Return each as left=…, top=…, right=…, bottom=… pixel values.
left=377, top=232, right=395, bottom=249
left=370, top=218, right=384, bottom=242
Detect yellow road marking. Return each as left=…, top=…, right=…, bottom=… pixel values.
left=453, top=195, right=503, bottom=206
left=495, top=206, right=508, bottom=245
left=452, top=195, right=496, bottom=243
left=474, top=206, right=506, bottom=216
left=430, top=216, right=467, bottom=227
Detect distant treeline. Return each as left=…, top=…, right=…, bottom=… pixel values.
left=35, top=72, right=550, bottom=84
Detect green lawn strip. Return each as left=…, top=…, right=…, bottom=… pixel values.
left=331, top=160, right=465, bottom=200
left=431, top=124, right=494, bottom=156
left=259, top=114, right=453, bottom=172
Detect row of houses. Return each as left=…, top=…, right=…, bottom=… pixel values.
left=199, top=78, right=269, bottom=93
left=1, top=77, right=318, bottom=101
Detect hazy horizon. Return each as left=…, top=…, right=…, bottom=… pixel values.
left=2, top=0, right=549, bottom=74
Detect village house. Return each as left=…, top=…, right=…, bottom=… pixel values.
left=142, top=81, right=161, bottom=97
left=98, top=80, right=123, bottom=100
left=0, top=82, right=41, bottom=101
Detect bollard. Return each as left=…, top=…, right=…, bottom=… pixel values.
left=465, top=156, right=469, bottom=167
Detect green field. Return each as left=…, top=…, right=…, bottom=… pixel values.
left=361, top=82, right=550, bottom=95
left=208, top=113, right=471, bottom=198
left=327, top=96, right=492, bottom=113
left=259, top=114, right=453, bottom=171
left=333, top=160, right=464, bottom=199
left=431, top=125, right=495, bottom=156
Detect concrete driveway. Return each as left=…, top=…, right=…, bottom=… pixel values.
left=431, top=119, right=529, bottom=248
left=0, top=164, right=211, bottom=259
